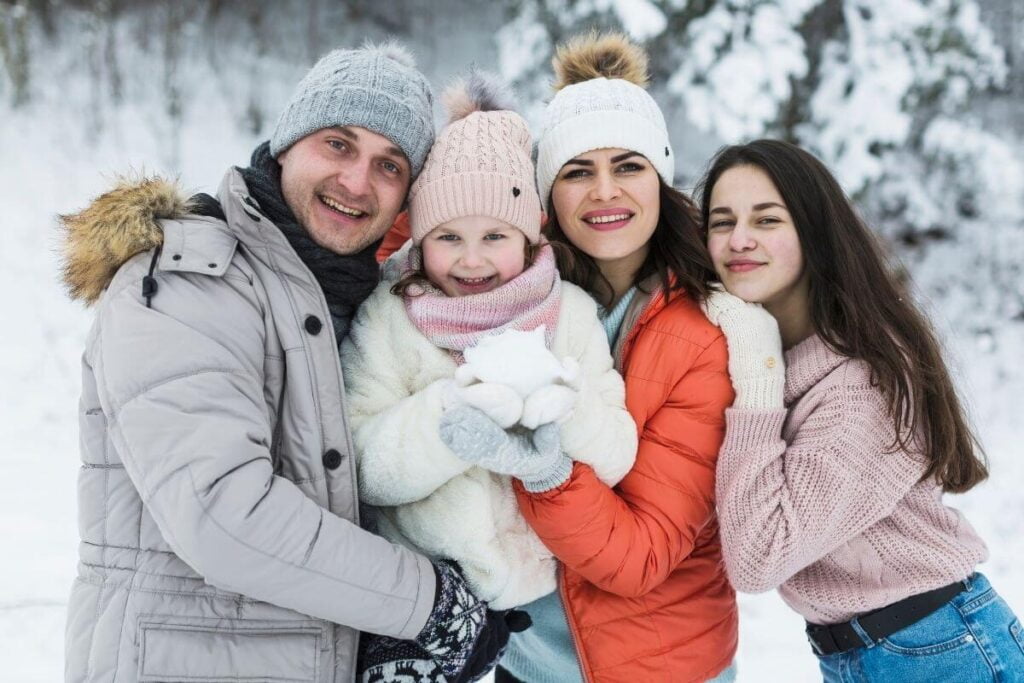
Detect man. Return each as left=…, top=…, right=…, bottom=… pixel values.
left=60, top=42, right=514, bottom=682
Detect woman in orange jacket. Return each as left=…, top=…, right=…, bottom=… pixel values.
left=438, top=32, right=738, bottom=682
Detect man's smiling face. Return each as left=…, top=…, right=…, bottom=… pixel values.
left=278, top=126, right=411, bottom=255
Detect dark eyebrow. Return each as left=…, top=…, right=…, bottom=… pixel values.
left=611, top=151, right=642, bottom=163
left=335, top=126, right=358, bottom=140
left=563, top=151, right=643, bottom=167
left=753, top=202, right=787, bottom=211
left=384, top=146, right=407, bottom=162
left=335, top=126, right=407, bottom=168
left=709, top=206, right=734, bottom=216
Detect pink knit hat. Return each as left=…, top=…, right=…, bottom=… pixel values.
left=409, top=71, right=542, bottom=245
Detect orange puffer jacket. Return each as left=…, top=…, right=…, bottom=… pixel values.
left=515, top=286, right=738, bottom=682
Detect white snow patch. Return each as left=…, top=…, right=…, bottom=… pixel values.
left=612, top=0, right=667, bottom=40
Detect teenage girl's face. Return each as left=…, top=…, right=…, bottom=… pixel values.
left=422, top=215, right=528, bottom=297
left=550, top=148, right=660, bottom=274
left=706, top=165, right=809, bottom=318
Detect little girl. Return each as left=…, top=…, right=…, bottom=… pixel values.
left=342, top=73, right=637, bottom=681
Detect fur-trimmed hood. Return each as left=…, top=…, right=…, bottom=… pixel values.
left=59, top=177, right=193, bottom=305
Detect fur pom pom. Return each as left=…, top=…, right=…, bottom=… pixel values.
left=442, top=69, right=517, bottom=123
left=552, top=31, right=649, bottom=90
left=361, top=38, right=416, bottom=69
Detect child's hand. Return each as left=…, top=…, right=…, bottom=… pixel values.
left=439, top=406, right=572, bottom=492
left=452, top=382, right=523, bottom=429
left=520, top=384, right=576, bottom=429
left=519, top=355, right=584, bottom=429
left=558, top=356, right=584, bottom=391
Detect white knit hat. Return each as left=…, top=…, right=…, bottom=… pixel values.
left=535, top=33, right=674, bottom=210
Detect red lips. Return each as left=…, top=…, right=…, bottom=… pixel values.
left=725, top=259, right=765, bottom=273
left=580, top=207, right=635, bottom=232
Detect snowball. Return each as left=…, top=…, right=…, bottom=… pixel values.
left=461, top=327, right=566, bottom=397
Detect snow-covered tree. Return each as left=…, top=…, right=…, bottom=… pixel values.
left=497, top=0, right=1023, bottom=332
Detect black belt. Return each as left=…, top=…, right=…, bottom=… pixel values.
left=806, top=580, right=967, bottom=656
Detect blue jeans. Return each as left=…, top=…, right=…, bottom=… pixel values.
left=816, top=573, right=1024, bottom=682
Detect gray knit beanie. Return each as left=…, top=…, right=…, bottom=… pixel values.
left=269, top=41, right=435, bottom=178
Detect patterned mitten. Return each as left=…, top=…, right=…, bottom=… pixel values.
left=357, top=634, right=442, bottom=683
left=440, top=406, right=572, bottom=492
left=415, top=561, right=510, bottom=682
left=359, top=561, right=519, bottom=683
left=701, top=289, right=786, bottom=409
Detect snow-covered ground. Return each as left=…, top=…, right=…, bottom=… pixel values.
left=3, top=28, right=1021, bottom=683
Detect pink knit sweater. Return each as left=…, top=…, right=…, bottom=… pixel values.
left=716, top=334, right=988, bottom=624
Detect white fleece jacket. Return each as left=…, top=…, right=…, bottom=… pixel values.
left=341, top=279, right=637, bottom=609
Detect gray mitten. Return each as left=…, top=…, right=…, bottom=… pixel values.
left=439, top=405, right=572, bottom=492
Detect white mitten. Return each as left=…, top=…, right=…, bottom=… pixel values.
left=521, top=385, right=577, bottom=429
left=702, top=289, right=786, bottom=409
left=558, top=356, right=584, bottom=391
left=521, top=355, right=585, bottom=429
left=451, top=382, right=524, bottom=429
left=453, top=363, right=480, bottom=387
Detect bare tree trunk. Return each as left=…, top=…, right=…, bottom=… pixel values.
left=0, top=0, right=31, bottom=106
left=162, top=0, right=187, bottom=169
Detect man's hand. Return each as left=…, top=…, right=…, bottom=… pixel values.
left=414, top=561, right=522, bottom=682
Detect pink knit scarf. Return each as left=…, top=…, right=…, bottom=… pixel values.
left=403, top=243, right=562, bottom=355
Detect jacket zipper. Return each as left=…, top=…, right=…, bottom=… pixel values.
left=559, top=286, right=664, bottom=683
left=558, top=564, right=592, bottom=683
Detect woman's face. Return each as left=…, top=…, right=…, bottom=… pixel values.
left=706, top=165, right=809, bottom=317
left=550, top=148, right=660, bottom=273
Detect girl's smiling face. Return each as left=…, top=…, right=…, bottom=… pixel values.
left=422, top=215, right=528, bottom=296
left=705, top=164, right=809, bottom=318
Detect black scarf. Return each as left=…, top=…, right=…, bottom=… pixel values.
left=239, top=141, right=381, bottom=341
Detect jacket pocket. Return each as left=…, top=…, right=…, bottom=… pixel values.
left=137, top=615, right=323, bottom=682
left=1011, top=618, right=1024, bottom=655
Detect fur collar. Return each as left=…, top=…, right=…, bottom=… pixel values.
left=60, top=177, right=191, bottom=305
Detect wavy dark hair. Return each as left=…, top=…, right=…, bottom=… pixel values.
left=545, top=177, right=716, bottom=308
left=696, top=139, right=986, bottom=493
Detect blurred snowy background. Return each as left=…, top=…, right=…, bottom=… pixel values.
left=2, top=0, right=1021, bottom=680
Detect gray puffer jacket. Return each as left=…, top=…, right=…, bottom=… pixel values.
left=60, top=168, right=435, bottom=682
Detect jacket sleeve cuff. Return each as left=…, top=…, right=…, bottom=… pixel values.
left=521, top=455, right=573, bottom=493
left=400, top=551, right=441, bottom=639
left=721, top=407, right=789, bottom=453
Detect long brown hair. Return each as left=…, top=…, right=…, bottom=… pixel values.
left=545, top=177, right=716, bottom=308
left=696, top=139, right=987, bottom=493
